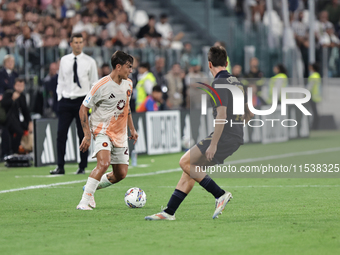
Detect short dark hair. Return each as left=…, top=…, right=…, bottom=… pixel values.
left=152, top=85, right=162, bottom=93
left=110, top=50, right=133, bottom=70
left=276, top=64, right=287, bottom=75
left=208, top=46, right=227, bottom=67
left=101, top=63, right=110, bottom=69
left=70, top=33, right=83, bottom=42
left=148, top=14, right=155, bottom=20
left=139, top=62, right=150, bottom=70
left=311, top=63, right=320, bottom=73
left=15, top=78, right=25, bottom=84
left=160, top=13, right=168, bottom=19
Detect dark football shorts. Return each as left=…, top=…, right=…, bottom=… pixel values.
left=196, top=133, right=242, bottom=164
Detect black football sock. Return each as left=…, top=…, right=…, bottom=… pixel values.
left=199, top=175, right=225, bottom=199
left=164, top=189, right=187, bottom=216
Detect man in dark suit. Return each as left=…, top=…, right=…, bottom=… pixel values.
left=0, top=55, right=18, bottom=96
left=1, top=78, right=32, bottom=155
left=50, top=33, right=98, bottom=175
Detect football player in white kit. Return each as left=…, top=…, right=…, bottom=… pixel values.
left=77, top=51, right=138, bottom=210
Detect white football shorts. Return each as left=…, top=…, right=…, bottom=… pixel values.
left=92, top=134, right=129, bottom=165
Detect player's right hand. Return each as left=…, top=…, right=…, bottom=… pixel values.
left=79, top=136, right=91, bottom=152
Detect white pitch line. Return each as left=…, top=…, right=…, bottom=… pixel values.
left=159, top=185, right=340, bottom=188
left=1, top=147, right=340, bottom=194
left=0, top=180, right=86, bottom=194
left=223, top=146, right=340, bottom=166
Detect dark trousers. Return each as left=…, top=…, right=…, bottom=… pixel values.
left=310, top=100, right=319, bottom=130
left=57, top=97, right=88, bottom=169
left=6, top=114, right=25, bottom=154
left=1, top=126, right=12, bottom=156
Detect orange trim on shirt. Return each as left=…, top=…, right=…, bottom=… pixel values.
left=91, top=77, right=110, bottom=96
left=106, top=97, right=129, bottom=147
left=93, top=122, right=104, bottom=136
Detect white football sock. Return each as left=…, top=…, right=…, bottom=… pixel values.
left=79, top=177, right=99, bottom=205
left=97, top=173, right=113, bottom=190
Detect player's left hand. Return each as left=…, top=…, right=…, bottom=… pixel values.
left=205, top=144, right=217, bottom=162
left=129, top=129, right=138, bottom=145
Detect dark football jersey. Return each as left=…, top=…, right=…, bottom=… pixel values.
left=212, top=70, right=247, bottom=143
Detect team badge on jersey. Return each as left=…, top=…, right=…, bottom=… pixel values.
left=102, top=142, right=108, bottom=147
left=127, top=90, right=131, bottom=97
left=117, top=100, right=126, bottom=110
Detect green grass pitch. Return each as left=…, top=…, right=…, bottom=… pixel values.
left=1, top=131, right=340, bottom=255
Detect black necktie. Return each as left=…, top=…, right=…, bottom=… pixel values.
left=73, top=57, right=81, bottom=88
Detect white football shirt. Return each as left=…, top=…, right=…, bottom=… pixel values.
left=83, top=75, right=133, bottom=147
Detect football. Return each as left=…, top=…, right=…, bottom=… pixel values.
left=124, top=187, right=147, bottom=208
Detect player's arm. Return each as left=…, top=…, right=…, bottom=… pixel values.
left=243, top=103, right=254, bottom=124
left=205, top=106, right=227, bottom=162
left=79, top=104, right=91, bottom=152
left=127, top=106, right=138, bottom=145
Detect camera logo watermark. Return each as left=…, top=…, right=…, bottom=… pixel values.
left=196, top=82, right=312, bottom=128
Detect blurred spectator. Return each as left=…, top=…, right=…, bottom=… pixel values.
left=292, top=11, right=309, bottom=77
left=45, top=0, right=68, bottom=19
left=1, top=78, right=32, bottom=155
left=137, top=14, right=161, bottom=39
left=136, top=32, right=161, bottom=48
left=292, top=11, right=308, bottom=45
left=130, top=56, right=140, bottom=87
left=307, top=63, right=321, bottom=130
left=319, top=24, right=340, bottom=76
left=248, top=0, right=265, bottom=23
left=185, top=59, right=207, bottom=109
left=320, top=25, right=340, bottom=48
left=268, top=64, right=288, bottom=104
left=151, top=56, right=166, bottom=87
left=248, top=83, right=266, bottom=107
left=43, top=62, right=58, bottom=83
left=288, top=0, right=299, bottom=13
left=97, top=29, right=110, bottom=46
left=136, top=85, right=163, bottom=112
left=263, top=5, right=283, bottom=38
left=235, top=0, right=245, bottom=17
left=336, top=16, right=340, bottom=39
left=16, top=25, right=43, bottom=68
left=232, top=65, right=243, bottom=78
left=73, top=14, right=95, bottom=35
left=114, top=11, right=134, bottom=47
left=101, top=63, right=111, bottom=77
left=97, top=0, right=111, bottom=25
left=243, top=57, right=265, bottom=95
left=43, top=62, right=59, bottom=116
left=324, top=0, right=340, bottom=26
left=59, top=28, right=70, bottom=49
left=180, top=42, right=202, bottom=72
left=0, top=55, right=18, bottom=96
left=135, top=62, right=157, bottom=111
left=129, top=56, right=140, bottom=112
left=165, top=63, right=185, bottom=109
left=155, top=13, right=173, bottom=47
left=315, top=10, right=334, bottom=42
left=15, top=25, right=43, bottom=48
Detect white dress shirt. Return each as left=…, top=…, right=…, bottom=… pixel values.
left=57, top=52, right=98, bottom=101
